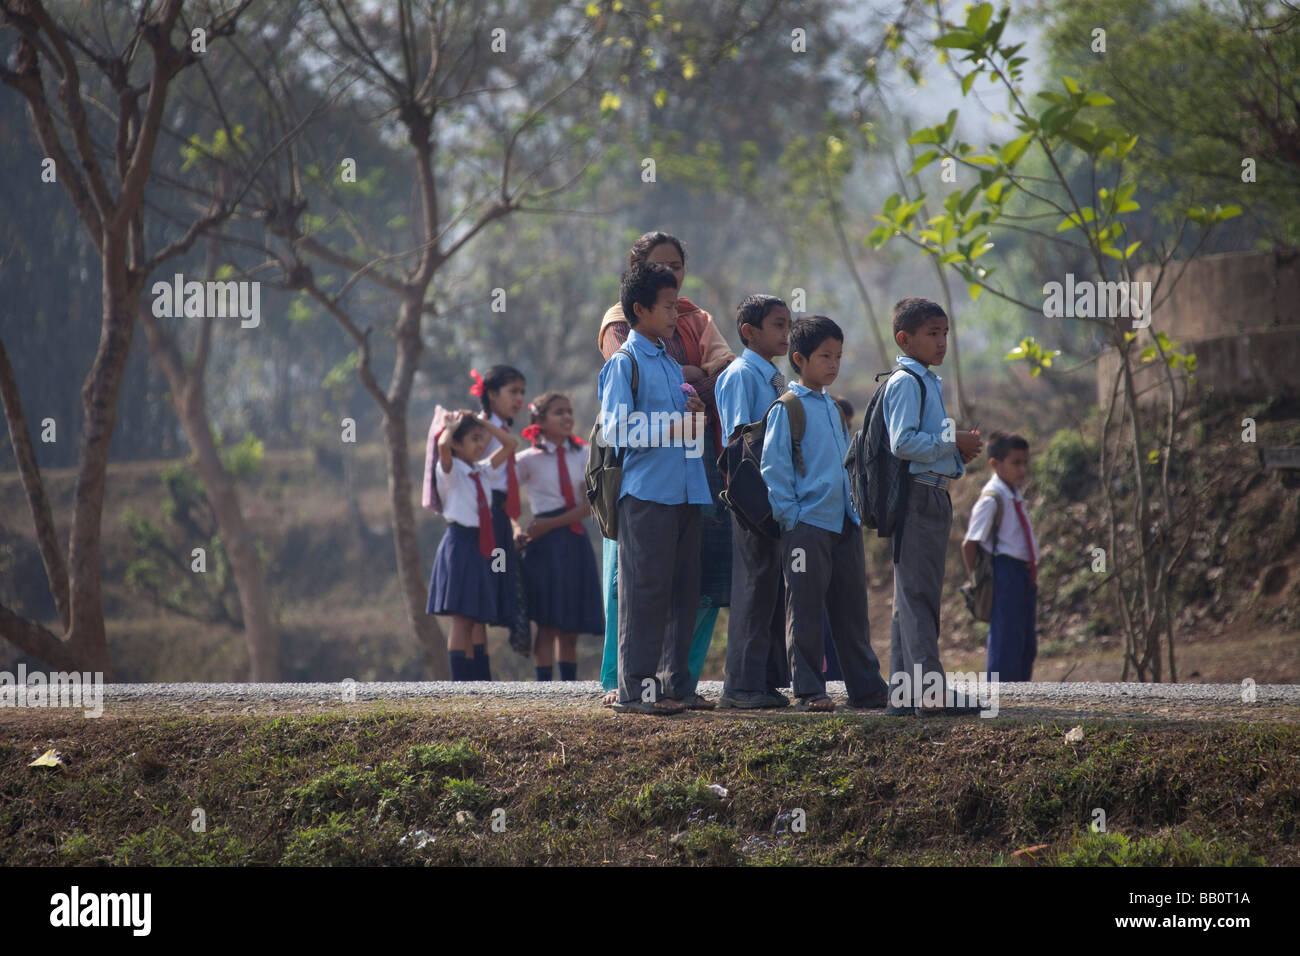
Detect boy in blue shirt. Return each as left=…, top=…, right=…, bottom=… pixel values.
left=598, top=262, right=713, bottom=715
left=760, top=315, right=891, bottom=712
left=882, top=297, right=983, bottom=715
left=716, top=294, right=793, bottom=709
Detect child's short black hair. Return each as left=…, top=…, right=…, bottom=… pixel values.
left=620, top=262, right=678, bottom=327
left=788, top=315, right=842, bottom=374
left=735, top=294, right=787, bottom=346
left=451, top=414, right=487, bottom=444
left=988, top=430, right=1030, bottom=461
left=892, top=297, right=948, bottom=337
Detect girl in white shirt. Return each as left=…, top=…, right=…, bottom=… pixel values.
left=514, top=392, right=605, bottom=681
left=425, top=410, right=517, bottom=681
left=470, top=365, right=528, bottom=675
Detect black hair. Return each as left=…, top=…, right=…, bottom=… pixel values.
left=735, top=294, right=788, bottom=346
left=450, top=414, right=487, bottom=444
left=892, top=296, right=948, bottom=337
left=628, top=231, right=686, bottom=268
left=788, top=315, right=843, bottom=373
left=527, top=391, right=583, bottom=451
left=620, top=262, right=678, bottom=327
left=988, top=430, right=1030, bottom=461
left=477, top=364, right=525, bottom=424
left=832, top=394, right=854, bottom=422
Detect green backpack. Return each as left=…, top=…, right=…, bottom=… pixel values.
left=960, top=488, right=1004, bottom=622
left=584, top=347, right=639, bottom=540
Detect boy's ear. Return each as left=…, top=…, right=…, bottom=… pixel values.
left=790, top=350, right=805, bottom=373
left=739, top=322, right=754, bottom=346
left=894, top=329, right=909, bottom=349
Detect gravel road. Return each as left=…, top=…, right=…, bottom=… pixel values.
left=3, top=678, right=1290, bottom=722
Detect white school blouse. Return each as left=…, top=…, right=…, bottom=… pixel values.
left=963, top=474, right=1038, bottom=562
left=436, top=456, right=494, bottom=527
left=482, top=411, right=512, bottom=493
left=515, top=438, right=586, bottom=515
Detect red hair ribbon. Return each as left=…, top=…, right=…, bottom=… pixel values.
left=570, top=435, right=588, bottom=447
left=468, top=368, right=485, bottom=397
left=521, top=424, right=543, bottom=442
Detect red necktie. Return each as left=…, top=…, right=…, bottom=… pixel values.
left=505, top=455, right=521, bottom=520
left=469, top=472, right=495, bottom=558
left=555, top=444, right=583, bottom=534
left=1012, top=497, right=1037, bottom=586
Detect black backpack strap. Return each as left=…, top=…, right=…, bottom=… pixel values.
left=890, top=365, right=926, bottom=428
left=613, top=346, right=639, bottom=465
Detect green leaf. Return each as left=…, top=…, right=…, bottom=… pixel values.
left=1147, top=449, right=1160, bottom=464
left=961, top=70, right=978, bottom=96
left=968, top=2, right=993, bottom=35
left=653, top=88, right=667, bottom=108
left=934, top=30, right=979, bottom=50
left=1062, top=75, right=1081, bottom=95
left=999, top=132, right=1034, bottom=166
left=969, top=282, right=983, bottom=301
left=909, top=150, right=940, bottom=176
left=1082, top=92, right=1115, bottom=107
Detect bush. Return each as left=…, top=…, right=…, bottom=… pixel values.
left=1033, top=429, right=1096, bottom=502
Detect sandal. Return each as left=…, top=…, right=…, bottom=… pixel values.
left=611, top=698, right=687, bottom=715
left=601, top=690, right=619, bottom=707
left=793, top=695, right=835, bottom=713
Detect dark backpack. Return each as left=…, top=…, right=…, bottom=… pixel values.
left=845, top=366, right=925, bottom=561
left=584, top=347, right=638, bottom=540
left=718, top=390, right=848, bottom=539
left=960, top=488, right=1003, bottom=622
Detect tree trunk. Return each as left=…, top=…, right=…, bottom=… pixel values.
left=138, top=239, right=281, bottom=681
left=65, top=248, right=137, bottom=678
left=383, top=296, right=448, bottom=679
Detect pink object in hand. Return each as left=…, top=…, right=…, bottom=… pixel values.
left=680, top=383, right=697, bottom=396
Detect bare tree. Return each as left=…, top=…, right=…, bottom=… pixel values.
left=227, top=0, right=614, bottom=678
left=0, top=0, right=255, bottom=675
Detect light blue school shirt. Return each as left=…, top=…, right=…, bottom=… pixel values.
left=882, top=355, right=964, bottom=478
left=597, top=328, right=710, bottom=506
left=715, top=347, right=785, bottom=439
left=760, top=381, right=858, bottom=534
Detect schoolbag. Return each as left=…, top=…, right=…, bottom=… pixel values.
left=960, top=488, right=1004, bottom=622
left=584, top=347, right=639, bottom=540
left=421, top=405, right=454, bottom=514
left=717, top=390, right=849, bottom=539
left=845, top=366, right=926, bottom=561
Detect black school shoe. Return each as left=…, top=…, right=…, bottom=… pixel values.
left=762, top=689, right=791, bottom=708
left=883, top=704, right=916, bottom=717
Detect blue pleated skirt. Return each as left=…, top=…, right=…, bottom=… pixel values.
left=427, top=523, right=498, bottom=621
left=521, top=508, right=605, bottom=635
left=489, top=490, right=524, bottom=629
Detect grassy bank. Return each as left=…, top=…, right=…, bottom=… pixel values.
left=3, top=706, right=1295, bottom=865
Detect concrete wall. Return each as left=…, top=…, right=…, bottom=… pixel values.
left=1098, top=250, right=1300, bottom=406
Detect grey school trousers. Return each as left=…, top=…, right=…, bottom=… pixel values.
left=889, top=483, right=952, bottom=707
left=617, top=496, right=700, bottom=704
left=781, top=517, right=890, bottom=704
left=723, top=515, right=788, bottom=696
